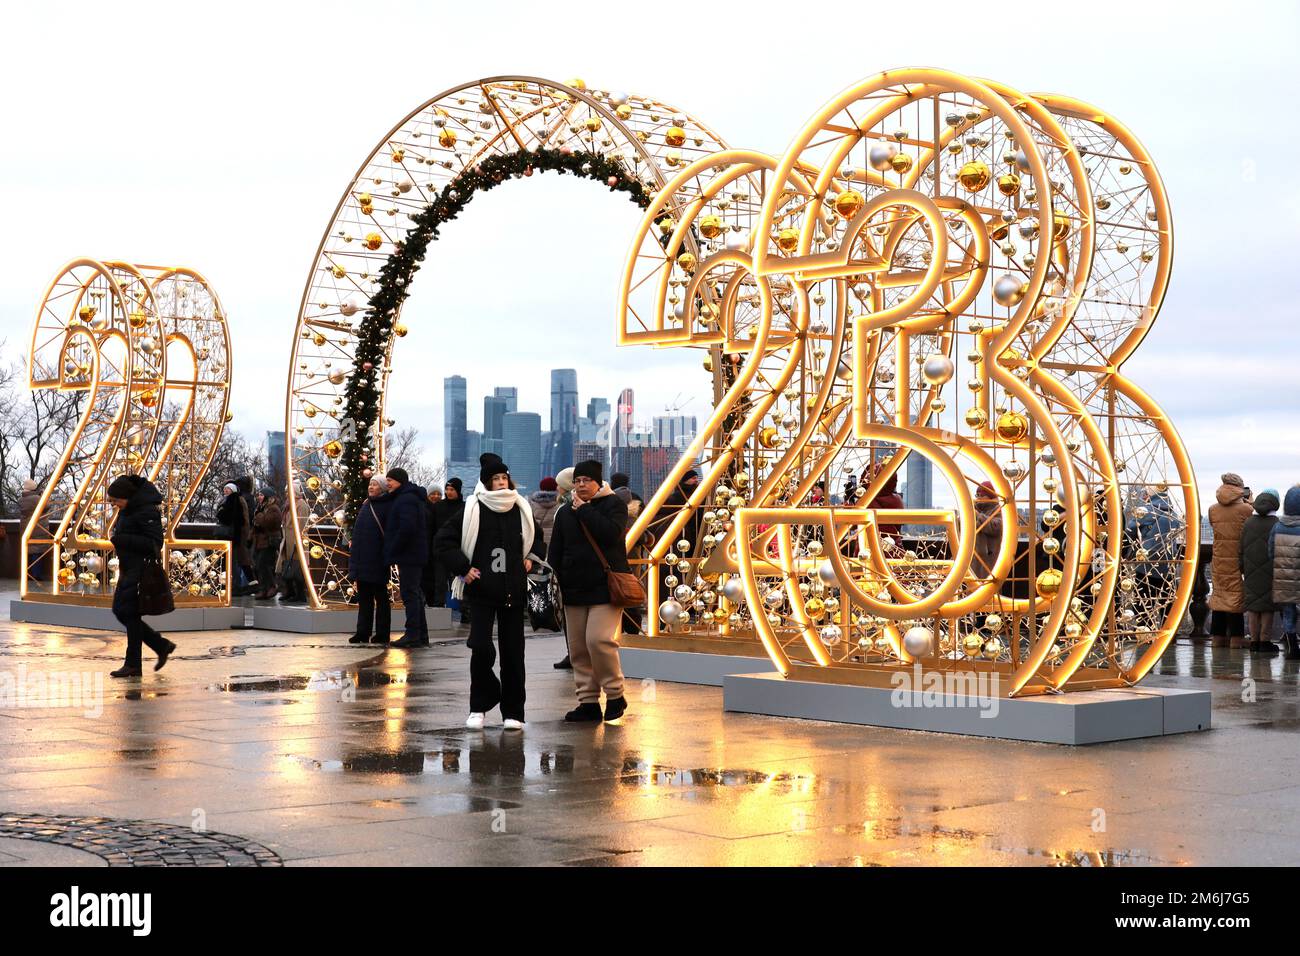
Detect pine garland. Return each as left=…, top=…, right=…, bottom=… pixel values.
left=338, top=148, right=654, bottom=524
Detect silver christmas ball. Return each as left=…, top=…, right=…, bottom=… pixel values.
left=658, top=599, right=683, bottom=624
left=721, top=577, right=746, bottom=603
left=608, top=91, right=629, bottom=106
left=673, top=584, right=695, bottom=603
left=903, top=625, right=933, bottom=657
left=724, top=229, right=751, bottom=252
left=1017, top=219, right=1040, bottom=241
left=993, top=274, right=1026, bottom=307
left=328, top=368, right=347, bottom=385
left=868, top=141, right=899, bottom=171
left=819, top=625, right=842, bottom=646
left=921, top=354, right=954, bottom=386
left=817, top=559, right=838, bottom=585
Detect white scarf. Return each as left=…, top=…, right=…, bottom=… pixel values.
left=451, top=482, right=536, bottom=599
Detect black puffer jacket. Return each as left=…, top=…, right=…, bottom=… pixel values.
left=1240, top=491, right=1279, bottom=613
left=110, top=478, right=164, bottom=586
left=547, top=487, right=631, bottom=606
left=433, top=500, right=541, bottom=608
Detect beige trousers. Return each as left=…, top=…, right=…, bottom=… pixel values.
left=565, top=604, right=625, bottom=703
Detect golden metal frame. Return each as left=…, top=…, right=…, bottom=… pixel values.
left=284, top=76, right=738, bottom=607
left=23, top=259, right=233, bottom=607
left=617, top=68, right=1195, bottom=696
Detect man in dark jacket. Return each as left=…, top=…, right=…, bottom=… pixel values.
left=548, top=460, right=631, bottom=722
left=107, top=474, right=176, bottom=677
left=384, top=468, right=430, bottom=648
left=432, top=477, right=466, bottom=618
left=348, top=476, right=393, bottom=645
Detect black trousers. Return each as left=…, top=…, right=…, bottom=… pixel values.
left=112, top=582, right=168, bottom=669
left=254, top=546, right=278, bottom=594
left=467, top=601, right=526, bottom=720
left=1210, top=610, right=1245, bottom=638
left=397, top=564, right=428, bottom=641
left=354, top=579, right=391, bottom=640
left=424, top=561, right=447, bottom=607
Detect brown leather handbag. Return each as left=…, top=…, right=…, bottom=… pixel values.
left=578, top=520, right=645, bottom=608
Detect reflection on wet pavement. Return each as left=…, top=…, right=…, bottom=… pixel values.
left=2, top=600, right=1299, bottom=866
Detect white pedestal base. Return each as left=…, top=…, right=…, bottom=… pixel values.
left=619, top=646, right=775, bottom=686
left=723, top=671, right=1211, bottom=745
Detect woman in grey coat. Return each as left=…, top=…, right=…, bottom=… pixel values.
left=1268, top=485, right=1300, bottom=660
left=1239, top=489, right=1280, bottom=654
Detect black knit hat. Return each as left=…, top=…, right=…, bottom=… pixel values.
left=386, top=467, right=409, bottom=484
left=479, top=452, right=509, bottom=485
left=610, top=472, right=630, bottom=489
left=107, top=474, right=143, bottom=500
left=446, top=476, right=463, bottom=494
left=574, top=459, right=603, bottom=483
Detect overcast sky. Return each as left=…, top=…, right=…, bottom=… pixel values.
left=1, top=0, right=1296, bottom=509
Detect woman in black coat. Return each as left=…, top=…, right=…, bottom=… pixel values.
left=107, top=474, right=176, bottom=677
left=348, top=476, right=392, bottom=645
left=547, top=460, right=630, bottom=723
left=1241, top=489, right=1281, bottom=654
left=433, top=454, right=543, bottom=730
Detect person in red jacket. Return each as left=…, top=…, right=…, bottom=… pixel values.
left=868, top=467, right=905, bottom=547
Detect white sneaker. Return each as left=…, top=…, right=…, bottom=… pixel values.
left=465, top=712, right=485, bottom=729
left=503, top=718, right=525, bottom=730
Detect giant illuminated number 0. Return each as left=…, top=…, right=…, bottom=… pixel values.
left=23, top=259, right=233, bottom=606
left=620, top=69, right=1195, bottom=697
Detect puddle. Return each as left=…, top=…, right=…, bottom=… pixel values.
left=618, top=759, right=813, bottom=790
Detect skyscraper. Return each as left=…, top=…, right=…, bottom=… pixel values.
left=483, top=395, right=508, bottom=445
left=580, top=397, right=610, bottom=443
left=548, top=369, right=578, bottom=477
left=503, top=412, right=542, bottom=494
left=443, top=375, right=467, bottom=467
left=614, top=388, right=634, bottom=448
left=494, top=386, right=517, bottom=414
left=266, top=431, right=287, bottom=490
left=905, top=453, right=933, bottom=509
left=653, top=414, right=697, bottom=449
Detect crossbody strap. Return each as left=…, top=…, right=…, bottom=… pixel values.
left=366, top=500, right=385, bottom=537
left=577, top=517, right=611, bottom=572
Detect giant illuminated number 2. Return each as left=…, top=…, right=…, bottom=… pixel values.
left=23, top=260, right=233, bottom=606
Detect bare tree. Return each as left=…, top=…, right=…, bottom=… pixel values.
left=383, top=426, right=443, bottom=490
left=0, top=353, right=87, bottom=517
left=185, top=429, right=269, bottom=521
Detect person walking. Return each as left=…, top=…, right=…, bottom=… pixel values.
left=106, top=474, right=176, bottom=678
left=547, top=459, right=630, bottom=724
left=1269, top=486, right=1300, bottom=661
left=251, top=487, right=283, bottom=600
left=348, top=476, right=392, bottom=645
left=433, top=453, right=541, bottom=730
left=383, top=467, right=430, bottom=649
left=1208, top=472, right=1253, bottom=647
left=1241, top=488, right=1281, bottom=655
left=217, top=481, right=255, bottom=596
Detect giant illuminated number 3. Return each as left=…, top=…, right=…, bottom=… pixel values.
left=23, top=260, right=234, bottom=606
left=621, top=69, right=1195, bottom=697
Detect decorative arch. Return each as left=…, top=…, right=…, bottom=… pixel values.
left=285, top=76, right=731, bottom=607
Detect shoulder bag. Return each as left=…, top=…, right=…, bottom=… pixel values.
left=578, top=517, right=645, bottom=608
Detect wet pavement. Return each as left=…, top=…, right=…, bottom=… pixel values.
left=1, top=585, right=1299, bottom=866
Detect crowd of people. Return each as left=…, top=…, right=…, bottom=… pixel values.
left=1209, top=474, right=1300, bottom=658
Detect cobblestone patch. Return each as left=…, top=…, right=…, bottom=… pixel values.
left=0, top=813, right=282, bottom=867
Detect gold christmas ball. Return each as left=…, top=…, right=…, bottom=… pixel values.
left=775, top=227, right=799, bottom=252
left=804, top=597, right=825, bottom=620
left=834, top=190, right=865, bottom=219
left=306, top=476, right=321, bottom=492
left=958, top=161, right=991, bottom=192
left=758, top=426, right=779, bottom=449
left=304, top=404, right=317, bottom=418
left=1035, top=568, right=1063, bottom=598
left=996, top=173, right=1021, bottom=196
left=312, top=332, right=327, bottom=347
left=128, top=309, right=147, bottom=329
left=394, top=323, right=408, bottom=337
left=963, top=633, right=984, bottom=657
left=664, top=125, right=686, bottom=147
left=733, top=472, right=750, bottom=490
left=323, top=439, right=343, bottom=459
left=310, top=545, right=325, bottom=560
left=615, top=104, right=632, bottom=121
left=331, top=264, right=346, bottom=279
left=438, top=128, right=457, bottom=148
left=964, top=407, right=988, bottom=429
left=391, top=149, right=405, bottom=163
left=224, top=411, right=234, bottom=423
left=77, top=305, right=97, bottom=323
left=890, top=152, right=913, bottom=174
left=57, top=567, right=76, bottom=586
left=702, top=355, right=713, bottom=372
left=358, top=192, right=373, bottom=206
left=699, top=214, right=723, bottom=239
left=140, top=388, right=159, bottom=408
left=566, top=77, right=587, bottom=91
left=584, top=116, right=601, bottom=133
left=364, top=233, right=383, bottom=251
left=188, top=583, right=202, bottom=596
left=995, top=411, right=1029, bottom=443
left=676, top=251, right=696, bottom=273
left=657, top=216, right=676, bottom=236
